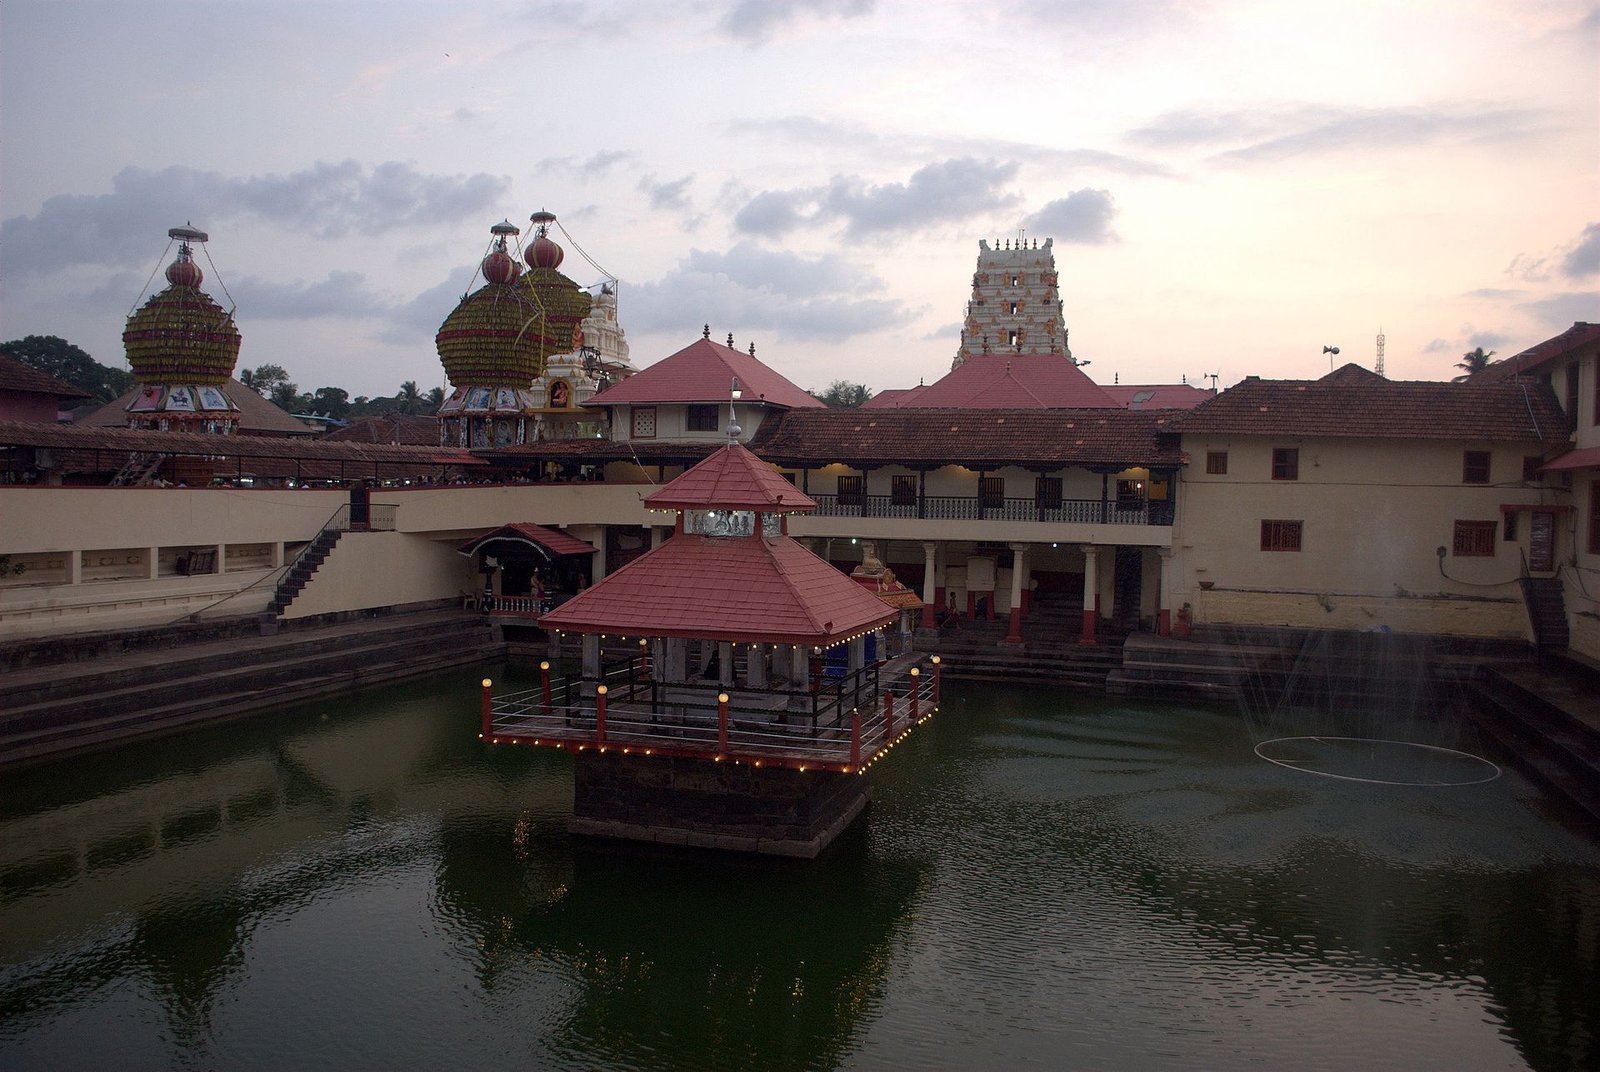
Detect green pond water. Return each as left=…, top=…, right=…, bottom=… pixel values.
left=2, top=667, right=1596, bottom=1071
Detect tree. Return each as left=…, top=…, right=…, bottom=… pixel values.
left=240, top=363, right=291, bottom=397
left=2, top=334, right=133, bottom=403
left=311, top=386, right=350, bottom=420
left=397, top=380, right=424, bottom=415
left=808, top=380, right=874, bottom=408
left=268, top=380, right=303, bottom=412
left=1453, top=347, right=1495, bottom=382
left=426, top=386, right=445, bottom=410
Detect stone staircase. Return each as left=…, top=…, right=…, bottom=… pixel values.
left=268, top=529, right=342, bottom=614
left=1470, top=656, right=1600, bottom=822
left=1520, top=576, right=1570, bottom=652
left=0, top=609, right=500, bottom=768
left=929, top=595, right=1128, bottom=690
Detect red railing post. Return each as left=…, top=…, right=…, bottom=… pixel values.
left=480, top=678, right=493, bottom=739
left=932, top=656, right=942, bottom=706
left=595, top=685, right=608, bottom=746
left=718, top=692, right=729, bottom=756
left=540, top=660, right=552, bottom=716
left=850, top=708, right=861, bottom=769
left=909, top=668, right=920, bottom=722
left=883, top=690, right=895, bottom=739
left=637, top=638, right=650, bottom=685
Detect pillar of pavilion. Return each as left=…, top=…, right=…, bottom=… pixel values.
left=527, top=432, right=932, bottom=857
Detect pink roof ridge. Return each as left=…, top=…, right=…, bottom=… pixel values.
left=586, top=335, right=824, bottom=409
left=871, top=353, right=1117, bottom=409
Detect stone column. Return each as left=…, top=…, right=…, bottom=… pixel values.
left=147, top=547, right=160, bottom=580
left=748, top=644, right=768, bottom=688
left=582, top=633, right=601, bottom=680
left=651, top=526, right=667, bottom=550
left=920, top=541, right=938, bottom=629
left=1079, top=545, right=1100, bottom=646
left=718, top=641, right=735, bottom=688
left=271, top=542, right=284, bottom=568
left=68, top=550, right=82, bottom=586
left=847, top=636, right=865, bottom=673
left=1004, top=543, right=1027, bottom=644
left=1157, top=547, right=1174, bottom=636
left=591, top=529, right=607, bottom=583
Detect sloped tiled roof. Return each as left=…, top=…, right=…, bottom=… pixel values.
left=586, top=336, right=824, bottom=409
left=538, top=533, right=895, bottom=644
left=1470, top=322, right=1600, bottom=383
left=1100, top=383, right=1214, bottom=410
left=77, top=379, right=317, bottom=436
left=749, top=408, right=1183, bottom=468
left=1170, top=376, right=1569, bottom=442
left=643, top=442, right=816, bottom=512
left=1318, top=362, right=1387, bottom=386
left=457, top=523, right=595, bottom=558
left=861, top=385, right=928, bottom=408
left=0, top=354, right=94, bottom=401
left=326, top=415, right=441, bottom=445
left=871, top=353, right=1116, bottom=409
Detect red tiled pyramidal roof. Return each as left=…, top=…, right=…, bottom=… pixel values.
left=873, top=353, right=1117, bottom=409
left=538, top=533, right=895, bottom=645
left=586, top=335, right=824, bottom=409
left=644, top=441, right=816, bottom=512
left=1170, top=375, right=1569, bottom=442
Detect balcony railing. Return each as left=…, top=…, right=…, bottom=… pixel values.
left=328, top=503, right=398, bottom=531
left=811, top=494, right=1173, bottom=526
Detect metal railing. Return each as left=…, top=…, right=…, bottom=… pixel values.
left=482, top=655, right=941, bottom=771
left=328, top=503, right=398, bottom=531
left=811, top=493, right=1173, bottom=526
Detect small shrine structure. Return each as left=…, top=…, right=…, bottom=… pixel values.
left=122, top=226, right=242, bottom=434
left=480, top=410, right=941, bottom=856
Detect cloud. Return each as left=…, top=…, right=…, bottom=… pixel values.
left=638, top=173, right=695, bottom=212
left=538, top=150, right=633, bottom=177
left=380, top=267, right=479, bottom=344
left=232, top=271, right=392, bottom=320
left=733, top=159, right=1021, bottom=239
left=1520, top=291, right=1600, bottom=331
left=623, top=245, right=912, bottom=342
left=1025, top=189, right=1117, bottom=244
left=1, top=162, right=508, bottom=278
left=1464, top=287, right=1523, bottom=300
left=719, top=0, right=873, bottom=44
left=730, top=115, right=1171, bottom=178
left=1127, top=103, right=1546, bottom=164
left=1559, top=222, right=1600, bottom=278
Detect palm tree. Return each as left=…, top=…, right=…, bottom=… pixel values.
left=1453, top=347, right=1495, bottom=382
left=426, top=386, right=445, bottom=410
left=397, top=380, right=423, bottom=415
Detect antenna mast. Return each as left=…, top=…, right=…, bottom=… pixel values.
left=1375, top=328, right=1385, bottom=377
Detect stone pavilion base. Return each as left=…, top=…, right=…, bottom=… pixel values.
left=569, top=751, right=871, bottom=858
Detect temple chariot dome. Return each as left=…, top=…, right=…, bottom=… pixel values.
left=435, top=210, right=635, bottom=445
left=121, top=226, right=243, bottom=434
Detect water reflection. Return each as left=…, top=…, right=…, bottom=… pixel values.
left=0, top=672, right=1595, bottom=1071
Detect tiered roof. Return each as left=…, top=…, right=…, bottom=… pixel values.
left=643, top=442, right=815, bottom=512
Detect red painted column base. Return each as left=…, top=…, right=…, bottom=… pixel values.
left=1003, top=607, right=1023, bottom=645
left=1157, top=609, right=1171, bottom=636
left=1079, top=609, right=1097, bottom=646
left=920, top=603, right=936, bottom=629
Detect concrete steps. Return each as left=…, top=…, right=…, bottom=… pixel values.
left=1470, top=661, right=1600, bottom=822
left=0, top=610, right=501, bottom=768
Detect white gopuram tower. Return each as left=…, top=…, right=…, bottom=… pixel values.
left=954, top=235, right=1072, bottom=369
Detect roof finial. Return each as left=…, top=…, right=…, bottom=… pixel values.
left=727, top=332, right=735, bottom=348
left=748, top=341, right=756, bottom=358
left=703, top=323, right=711, bottom=339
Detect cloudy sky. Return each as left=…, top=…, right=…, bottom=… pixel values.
left=2, top=0, right=1595, bottom=399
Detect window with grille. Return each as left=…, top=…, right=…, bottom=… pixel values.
left=1260, top=520, right=1302, bottom=551
left=979, top=476, right=1005, bottom=508
left=891, top=474, right=917, bottom=506
left=630, top=407, right=656, bottom=438
left=1271, top=448, right=1299, bottom=480
left=1462, top=451, right=1491, bottom=484
left=1453, top=520, right=1496, bottom=557
left=1035, top=476, right=1063, bottom=510
left=837, top=475, right=864, bottom=505
left=686, top=404, right=719, bottom=432
left=1206, top=451, right=1228, bottom=475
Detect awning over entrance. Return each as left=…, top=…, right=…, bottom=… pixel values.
left=1540, top=446, right=1600, bottom=472
left=456, top=523, right=596, bottom=561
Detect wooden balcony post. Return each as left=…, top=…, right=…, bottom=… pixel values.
left=480, top=678, right=493, bottom=739
left=718, top=692, right=729, bottom=756
left=540, top=660, right=552, bottom=715
left=909, top=668, right=920, bottom=721
left=595, top=685, right=608, bottom=746
left=883, top=690, right=895, bottom=739
left=931, top=656, right=941, bottom=705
